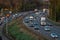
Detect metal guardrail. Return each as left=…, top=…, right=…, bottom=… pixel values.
left=2, top=19, right=17, bottom=40
left=23, top=21, right=49, bottom=40
left=2, top=24, right=15, bottom=40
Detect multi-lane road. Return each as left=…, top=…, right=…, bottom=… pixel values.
left=0, top=10, right=60, bottom=40
left=0, top=11, right=34, bottom=40
left=0, top=12, right=24, bottom=40
left=23, top=11, right=60, bottom=40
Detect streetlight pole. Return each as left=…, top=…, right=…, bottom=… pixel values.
left=6, top=16, right=8, bottom=34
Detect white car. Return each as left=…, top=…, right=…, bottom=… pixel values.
left=44, top=26, right=50, bottom=31
left=15, top=14, right=18, bottom=16
left=41, top=17, right=46, bottom=21
left=34, top=9, right=38, bottom=12
left=29, top=16, right=34, bottom=21
left=41, top=21, right=46, bottom=25
left=13, top=15, right=15, bottom=17
left=35, top=12, right=39, bottom=15
left=50, top=33, right=58, bottom=38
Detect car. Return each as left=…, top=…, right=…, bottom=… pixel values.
left=41, top=17, right=46, bottom=21
left=0, top=36, right=2, bottom=40
left=41, top=21, right=46, bottom=26
left=34, top=27, right=39, bottom=30
left=33, top=23, right=38, bottom=25
left=29, top=25, right=34, bottom=27
left=13, top=14, right=15, bottom=17
left=9, top=11, right=12, bottom=14
left=19, top=14, right=22, bottom=16
left=15, top=14, right=18, bottom=16
left=43, top=9, right=46, bottom=13
left=35, top=12, right=39, bottom=15
left=29, top=16, right=34, bottom=21
left=0, top=22, right=2, bottom=25
left=34, top=26, right=39, bottom=30
left=44, top=26, right=50, bottom=31
left=34, top=9, right=38, bottom=12
left=24, top=19, right=29, bottom=23
left=29, top=24, right=34, bottom=27
left=50, top=33, right=58, bottom=38
left=48, top=24, right=52, bottom=26
left=15, top=14, right=18, bottom=18
left=24, top=17, right=30, bottom=22
left=33, top=21, right=38, bottom=25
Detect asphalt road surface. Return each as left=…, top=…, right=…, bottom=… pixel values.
left=0, top=11, right=34, bottom=40
left=0, top=11, right=60, bottom=40
left=23, top=11, right=60, bottom=40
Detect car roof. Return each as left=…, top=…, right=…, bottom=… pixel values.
left=45, top=26, right=50, bottom=27
left=51, top=33, right=57, bottom=35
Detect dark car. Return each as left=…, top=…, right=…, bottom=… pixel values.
left=24, top=19, right=29, bottom=23
left=24, top=17, right=30, bottom=23
left=33, top=22, right=38, bottom=25
left=49, top=24, right=52, bottom=26
left=34, top=27, right=39, bottom=30
left=29, top=24, right=34, bottom=27
left=29, top=25, right=34, bottom=27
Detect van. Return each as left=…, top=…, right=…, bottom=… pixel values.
left=41, top=17, right=46, bottom=25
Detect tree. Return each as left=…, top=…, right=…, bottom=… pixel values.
left=49, top=0, right=57, bottom=21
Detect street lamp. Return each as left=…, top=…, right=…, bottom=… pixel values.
left=5, top=14, right=10, bottom=34
left=6, top=16, right=8, bottom=34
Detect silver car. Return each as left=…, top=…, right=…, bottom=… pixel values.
left=44, top=26, right=50, bottom=31
left=50, top=33, right=58, bottom=38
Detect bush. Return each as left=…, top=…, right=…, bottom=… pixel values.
left=8, top=23, right=37, bottom=40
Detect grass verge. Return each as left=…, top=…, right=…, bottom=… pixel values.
left=8, top=22, right=37, bottom=40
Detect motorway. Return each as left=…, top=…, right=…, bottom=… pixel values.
left=0, top=11, right=32, bottom=40
left=23, top=11, right=60, bottom=40
left=0, top=11, right=60, bottom=40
